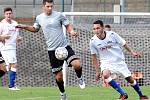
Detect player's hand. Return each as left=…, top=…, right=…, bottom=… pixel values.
left=16, top=36, right=22, bottom=43
left=0, top=35, right=11, bottom=42
left=132, top=51, right=142, bottom=58
left=96, top=71, right=101, bottom=81
left=70, top=31, right=79, bottom=37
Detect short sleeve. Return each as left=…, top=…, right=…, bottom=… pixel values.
left=33, top=16, right=41, bottom=31
left=89, top=39, right=98, bottom=55
left=113, top=32, right=126, bottom=46
left=60, top=13, right=70, bottom=26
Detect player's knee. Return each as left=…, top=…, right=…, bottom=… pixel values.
left=10, top=63, right=16, bottom=68
left=125, top=76, right=134, bottom=83
left=56, top=76, right=63, bottom=81
left=0, top=70, right=6, bottom=77
left=55, top=72, right=63, bottom=81
left=102, top=70, right=111, bottom=79
left=103, top=74, right=110, bottom=79
left=71, top=59, right=81, bottom=69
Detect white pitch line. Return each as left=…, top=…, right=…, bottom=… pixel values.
left=17, top=96, right=57, bottom=100
left=18, top=94, right=102, bottom=100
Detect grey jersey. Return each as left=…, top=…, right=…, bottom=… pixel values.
left=33, top=11, right=69, bottom=51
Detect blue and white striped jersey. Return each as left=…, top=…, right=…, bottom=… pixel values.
left=89, top=31, right=126, bottom=64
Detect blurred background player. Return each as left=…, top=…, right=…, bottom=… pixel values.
left=16, top=0, right=85, bottom=99
left=0, top=7, right=22, bottom=90
left=89, top=20, right=149, bottom=100
left=104, top=24, right=111, bottom=31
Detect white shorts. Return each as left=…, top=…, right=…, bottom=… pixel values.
left=100, top=62, right=131, bottom=78
left=1, top=50, right=17, bottom=65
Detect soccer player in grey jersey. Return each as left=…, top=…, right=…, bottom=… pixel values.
left=16, top=0, right=85, bottom=100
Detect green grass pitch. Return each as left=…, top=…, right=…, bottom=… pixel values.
left=0, top=86, right=150, bottom=100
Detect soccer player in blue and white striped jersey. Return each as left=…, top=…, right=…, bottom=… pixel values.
left=89, top=20, right=149, bottom=100
left=0, top=7, right=22, bottom=90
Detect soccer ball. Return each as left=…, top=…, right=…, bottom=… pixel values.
left=55, top=47, right=68, bottom=60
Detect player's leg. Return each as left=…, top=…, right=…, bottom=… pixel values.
left=0, top=69, right=5, bottom=77
left=119, top=63, right=149, bottom=100
left=101, top=64, right=128, bottom=100
left=8, top=63, right=20, bottom=90
left=102, top=69, right=127, bottom=96
left=55, top=71, right=67, bottom=100
left=8, top=53, right=17, bottom=90
left=1, top=50, right=20, bottom=90
left=0, top=53, right=6, bottom=78
left=48, top=50, right=67, bottom=100
left=0, top=63, right=6, bottom=78
left=125, top=76, right=149, bottom=100
left=65, top=46, right=85, bottom=89
left=70, top=59, right=85, bottom=89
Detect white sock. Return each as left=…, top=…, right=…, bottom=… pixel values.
left=60, top=92, right=65, bottom=95
left=10, top=67, right=17, bottom=72
left=105, top=77, right=113, bottom=83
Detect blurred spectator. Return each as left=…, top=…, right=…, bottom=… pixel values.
left=105, top=24, right=111, bottom=31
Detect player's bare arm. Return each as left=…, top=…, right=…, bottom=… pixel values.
left=16, top=24, right=38, bottom=33
left=0, top=35, right=11, bottom=42
left=16, top=35, right=22, bottom=43
left=65, top=24, right=78, bottom=37
left=123, top=43, right=142, bottom=58
left=91, top=54, right=101, bottom=81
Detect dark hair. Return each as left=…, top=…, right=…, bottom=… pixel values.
left=43, top=0, right=53, bottom=5
left=93, top=20, right=104, bottom=27
left=4, top=7, right=12, bottom=13
left=105, top=24, right=111, bottom=28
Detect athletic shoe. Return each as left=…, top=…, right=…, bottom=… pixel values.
left=119, top=93, right=128, bottom=100
left=9, top=87, right=20, bottom=90
left=78, top=76, right=85, bottom=89
left=140, top=95, right=149, bottom=100
left=60, top=93, right=67, bottom=100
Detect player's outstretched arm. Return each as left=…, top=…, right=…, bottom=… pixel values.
left=123, top=43, right=142, bottom=58
left=16, top=24, right=38, bottom=33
